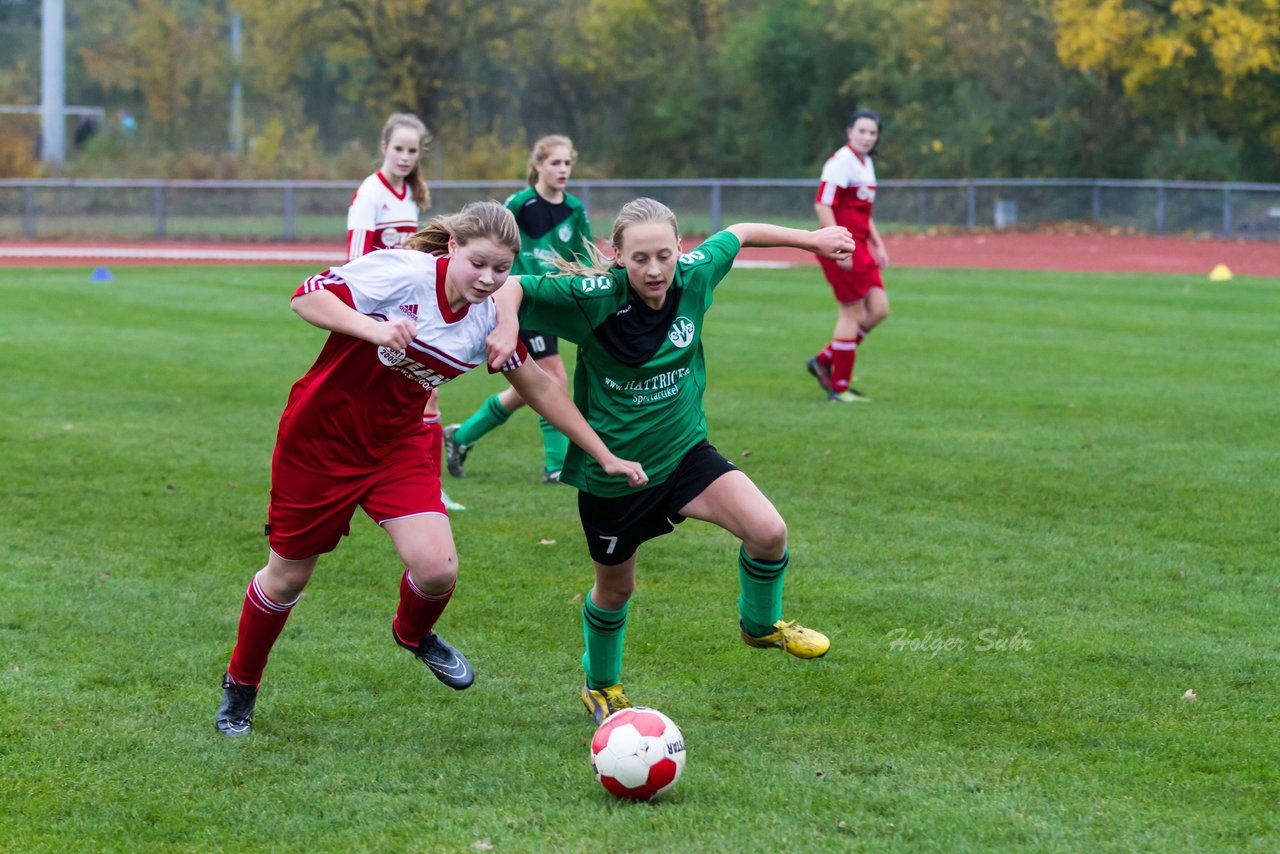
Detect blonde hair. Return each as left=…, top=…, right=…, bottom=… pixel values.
left=381, top=112, right=432, bottom=209
left=404, top=201, right=521, bottom=258
left=527, top=134, right=577, bottom=186
left=552, top=197, right=680, bottom=277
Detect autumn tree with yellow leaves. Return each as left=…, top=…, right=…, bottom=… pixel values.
left=1053, top=0, right=1280, bottom=177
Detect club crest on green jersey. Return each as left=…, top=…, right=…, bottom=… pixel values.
left=668, top=316, right=696, bottom=348
left=558, top=223, right=573, bottom=242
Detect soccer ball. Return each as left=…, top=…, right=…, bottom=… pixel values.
left=590, top=707, right=686, bottom=800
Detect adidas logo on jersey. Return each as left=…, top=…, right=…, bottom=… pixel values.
left=399, top=304, right=419, bottom=321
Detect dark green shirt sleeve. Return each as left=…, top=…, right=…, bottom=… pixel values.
left=518, top=270, right=623, bottom=343
left=678, top=230, right=741, bottom=308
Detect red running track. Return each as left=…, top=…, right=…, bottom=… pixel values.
left=0, top=233, right=1276, bottom=276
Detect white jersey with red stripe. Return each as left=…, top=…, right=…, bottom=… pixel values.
left=815, top=145, right=876, bottom=240
left=282, top=249, right=527, bottom=475
left=346, top=172, right=420, bottom=260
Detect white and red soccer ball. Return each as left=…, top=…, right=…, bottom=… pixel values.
left=590, top=707, right=686, bottom=800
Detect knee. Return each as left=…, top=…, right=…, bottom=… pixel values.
left=745, top=517, right=788, bottom=560
left=260, top=559, right=314, bottom=601
left=868, top=299, right=889, bottom=326
left=593, top=577, right=634, bottom=609
left=497, top=385, right=525, bottom=410
left=604, top=577, right=636, bottom=602
left=405, top=552, right=457, bottom=594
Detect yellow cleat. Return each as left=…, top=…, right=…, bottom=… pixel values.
left=741, top=619, right=831, bottom=659
left=582, top=682, right=634, bottom=724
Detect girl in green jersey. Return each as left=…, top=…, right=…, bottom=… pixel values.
left=498, top=198, right=856, bottom=722
left=445, top=135, right=594, bottom=485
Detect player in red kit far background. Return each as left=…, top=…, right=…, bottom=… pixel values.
left=214, top=202, right=647, bottom=737
left=808, top=109, right=891, bottom=404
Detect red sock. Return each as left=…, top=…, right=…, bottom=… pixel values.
left=818, top=342, right=835, bottom=367
left=392, top=570, right=455, bottom=645
left=855, top=325, right=869, bottom=345
left=830, top=338, right=859, bottom=391
left=227, top=573, right=297, bottom=687
left=421, top=417, right=442, bottom=477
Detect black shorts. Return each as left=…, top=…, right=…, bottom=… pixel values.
left=519, top=327, right=558, bottom=359
left=577, top=440, right=738, bottom=565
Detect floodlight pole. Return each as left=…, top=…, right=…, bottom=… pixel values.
left=41, top=0, right=66, bottom=164
left=230, top=9, right=244, bottom=154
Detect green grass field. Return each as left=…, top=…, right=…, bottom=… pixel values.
left=2, top=261, right=1277, bottom=851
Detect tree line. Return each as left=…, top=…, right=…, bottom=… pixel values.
left=0, top=0, right=1277, bottom=182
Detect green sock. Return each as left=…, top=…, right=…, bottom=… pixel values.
left=738, top=546, right=788, bottom=637
left=454, top=395, right=511, bottom=446
left=539, top=417, right=570, bottom=473
left=582, top=595, right=629, bottom=690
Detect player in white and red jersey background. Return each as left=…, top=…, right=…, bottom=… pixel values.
left=346, top=113, right=462, bottom=509
left=346, top=113, right=431, bottom=260
left=214, top=202, right=648, bottom=737
left=807, top=109, right=891, bottom=403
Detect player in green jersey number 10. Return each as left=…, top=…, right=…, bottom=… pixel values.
left=445, top=135, right=594, bottom=486
left=494, top=197, right=856, bottom=722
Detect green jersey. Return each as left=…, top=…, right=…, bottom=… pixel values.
left=519, top=230, right=741, bottom=496
left=504, top=187, right=594, bottom=276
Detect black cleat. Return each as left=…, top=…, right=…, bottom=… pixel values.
left=215, top=673, right=258, bottom=737
left=393, top=626, right=475, bottom=690
left=443, top=424, right=471, bottom=478
left=542, top=469, right=562, bottom=485
left=806, top=356, right=833, bottom=393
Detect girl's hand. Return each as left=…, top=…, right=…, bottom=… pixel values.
left=872, top=244, right=890, bottom=269
left=485, top=323, right=520, bottom=370
left=367, top=317, right=417, bottom=349
left=600, top=456, right=649, bottom=488
left=813, top=226, right=856, bottom=261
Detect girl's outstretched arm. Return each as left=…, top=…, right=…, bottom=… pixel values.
left=725, top=223, right=856, bottom=261
left=505, top=359, right=648, bottom=488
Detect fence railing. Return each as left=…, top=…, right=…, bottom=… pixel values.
left=2, top=177, right=1279, bottom=242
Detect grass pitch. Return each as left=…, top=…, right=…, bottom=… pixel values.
left=1, top=261, right=1277, bottom=851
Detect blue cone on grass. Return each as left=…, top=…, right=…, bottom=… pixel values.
left=90, top=266, right=114, bottom=282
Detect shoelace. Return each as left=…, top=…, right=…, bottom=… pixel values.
left=769, top=620, right=805, bottom=650
left=607, top=688, right=633, bottom=712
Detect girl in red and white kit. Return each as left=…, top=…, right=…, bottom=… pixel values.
left=807, top=109, right=891, bottom=404
left=215, top=201, right=647, bottom=737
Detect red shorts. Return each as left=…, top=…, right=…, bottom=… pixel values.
left=818, top=245, right=884, bottom=303
left=267, top=437, right=445, bottom=560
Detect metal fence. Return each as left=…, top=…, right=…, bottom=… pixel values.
left=2, top=177, right=1279, bottom=242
